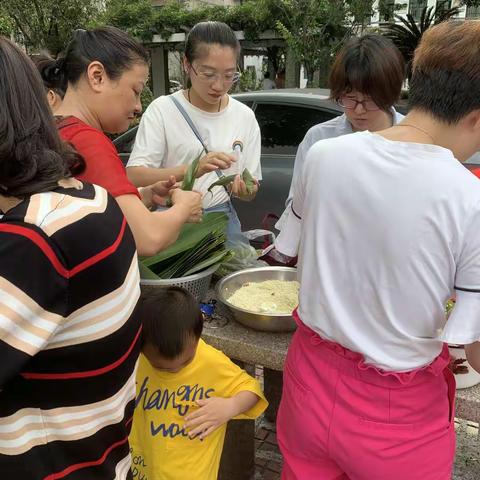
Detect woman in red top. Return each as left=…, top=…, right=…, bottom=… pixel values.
left=50, top=27, right=202, bottom=256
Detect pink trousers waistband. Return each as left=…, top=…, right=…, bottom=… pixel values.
left=292, top=309, right=450, bottom=388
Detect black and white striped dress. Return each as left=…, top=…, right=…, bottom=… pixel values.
left=0, top=182, right=141, bottom=479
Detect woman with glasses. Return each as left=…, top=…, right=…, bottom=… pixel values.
left=51, top=27, right=203, bottom=257
left=126, top=21, right=262, bottom=243
left=275, top=35, right=405, bottom=237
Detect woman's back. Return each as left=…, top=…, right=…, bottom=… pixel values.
left=0, top=182, right=141, bottom=478
left=291, top=132, right=480, bottom=371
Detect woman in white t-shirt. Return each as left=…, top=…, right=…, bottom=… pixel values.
left=127, top=21, right=261, bottom=243
left=275, top=21, right=480, bottom=480
left=276, top=35, right=405, bottom=233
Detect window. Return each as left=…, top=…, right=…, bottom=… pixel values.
left=435, top=0, right=451, bottom=14
left=466, top=4, right=480, bottom=19
left=408, top=0, right=428, bottom=21
left=379, top=0, right=396, bottom=22
left=254, top=103, right=338, bottom=155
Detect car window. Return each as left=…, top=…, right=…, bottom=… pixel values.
left=254, top=103, right=338, bottom=155
left=240, top=100, right=254, bottom=109
left=114, top=128, right=137, bottom=154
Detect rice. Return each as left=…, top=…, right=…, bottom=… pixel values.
left=227, top=280, right=299, bottom=314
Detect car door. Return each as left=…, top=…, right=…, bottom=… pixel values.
left=234, top=101, right=340, bottom=232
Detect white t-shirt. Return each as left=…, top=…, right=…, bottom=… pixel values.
left=276, top=131, right=480, bottom=371
left=127, top=91, right=262, bottom=208
left=276, top=109, right=404, bottom=231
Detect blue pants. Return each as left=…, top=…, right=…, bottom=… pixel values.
left=205, top=201, right=248, bottom=246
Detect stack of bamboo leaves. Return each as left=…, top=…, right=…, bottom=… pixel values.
left=139, top=212, right=232, bottom=280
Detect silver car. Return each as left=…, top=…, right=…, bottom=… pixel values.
left=113, top=89, right=480, bottom=234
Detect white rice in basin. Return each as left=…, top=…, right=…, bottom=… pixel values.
left=227, top=280, right=299, bottom=314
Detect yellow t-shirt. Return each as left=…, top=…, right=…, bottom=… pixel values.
left=129, top=339, right=268, bottom=480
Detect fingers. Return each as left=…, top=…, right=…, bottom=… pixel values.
left=187, top=421, right=214, bottom=439
left=230, top=175, right=248, bottom=198
left=199, top=425, right=217, bottom=440
left=199, top=152, right=236, bottom=176
left=184, top=413, right=208, bottom=429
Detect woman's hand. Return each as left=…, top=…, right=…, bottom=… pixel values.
left=197, top=152, right=235, bottom=178
left=150, top=175, right=178, bottom=205
left=139, top=176, right=177, bottom=208
left=170, top=189, right=203, bottom=223
left=230, top=175, right=259, bottom=201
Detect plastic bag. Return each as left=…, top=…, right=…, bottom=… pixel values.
left=216, top=229, right=275, bottom=277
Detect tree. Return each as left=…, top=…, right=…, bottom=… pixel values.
left=0, top=0, right=100, bottom=55
left=95, top=0, right=156, bottom=41
left=0, top=13, right=13, bottom=37
left=274, top=0, right=374, bottom=87
left=382, top=5, right=460, bottom=79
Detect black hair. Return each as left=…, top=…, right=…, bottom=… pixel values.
left=31, top=53, right=67, bottom=99
left=184, top=21, right=240, bottom=64
left=139, top=286, right=204, bottom=360
left=329, top=34, right=405, bottom=112
left=0, top=37, right=84, bottom=198
left=409, top=21, right=480, bottom=124
left=48, top=26, right=149, bottom=87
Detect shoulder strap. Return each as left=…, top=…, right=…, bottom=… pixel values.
left=170, top=96, right=209, bottom=154
left=170, top=95, right=225, bottom=181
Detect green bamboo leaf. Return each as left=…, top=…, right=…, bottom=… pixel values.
left=242, top=168, right=255, bottom=195
left=141, top=212, right=228, bottom=266
left=183, top=249, right=232, bottom=276
left=182, top=153, right=202, bottom=191
left=138, top=261, right=161, bottom=280
left=207, top=174, right=237, bottom=193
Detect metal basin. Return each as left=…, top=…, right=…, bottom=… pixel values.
left=216, top=267, right=298, bottom=332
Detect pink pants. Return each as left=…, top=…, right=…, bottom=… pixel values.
left=277, top=312, right=456, bottom=480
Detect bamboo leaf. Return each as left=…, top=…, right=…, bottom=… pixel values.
left=182, top=153, right=201, bottom=191
left=242, top=168, right=255, bottom=195
left=183, top=249, right=232, bottom=276
left=207, top=174, right=237, bottom=192
left=141, top=212, right=228, bottom=267
left=138, top=261, right=160, bottom=280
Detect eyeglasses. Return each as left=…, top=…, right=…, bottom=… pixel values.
left=337, top=96, right=380, bottom=111
left=190, top=65, right=241, bottom=85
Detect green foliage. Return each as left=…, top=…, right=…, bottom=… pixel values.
left=238, top=68, right=261, bottom=92
left=275, top=0, right=373, bottom=87
left=382, top=5, right=460, bottom=79
left=0, top=0, right=100, bottom=55
left=93, top=0, right=155, bottom=41
left=0, top=13, right=13, bottom=36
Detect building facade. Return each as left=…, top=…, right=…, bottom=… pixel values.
left=371, top=0, right=480, bottom=25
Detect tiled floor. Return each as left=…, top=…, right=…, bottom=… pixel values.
left=255, top=418, right=282, bottom=480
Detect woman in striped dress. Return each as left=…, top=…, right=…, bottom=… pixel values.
left=0, top=37, right=140, bottom=479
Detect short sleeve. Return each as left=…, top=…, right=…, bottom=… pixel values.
left=442, top=205, right=480, bottom=344
left=215, top=353, right=268, bottom=420
left=243, top=114, right=262, bottom=181
left=274, top=141, right=310, bottom=257
left=275, top=129, right=315, bottom=231
left=0, top=226, right=68, bottom=387
left=69, top=128, right=139, bottom=198
left=127, top=101, right=167, bottom=169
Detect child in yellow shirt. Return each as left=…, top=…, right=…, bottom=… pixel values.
left=129, top=286, right=268, bottom=480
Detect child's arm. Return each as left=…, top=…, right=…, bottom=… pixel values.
left=184, top=391, right=259, bottom=441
